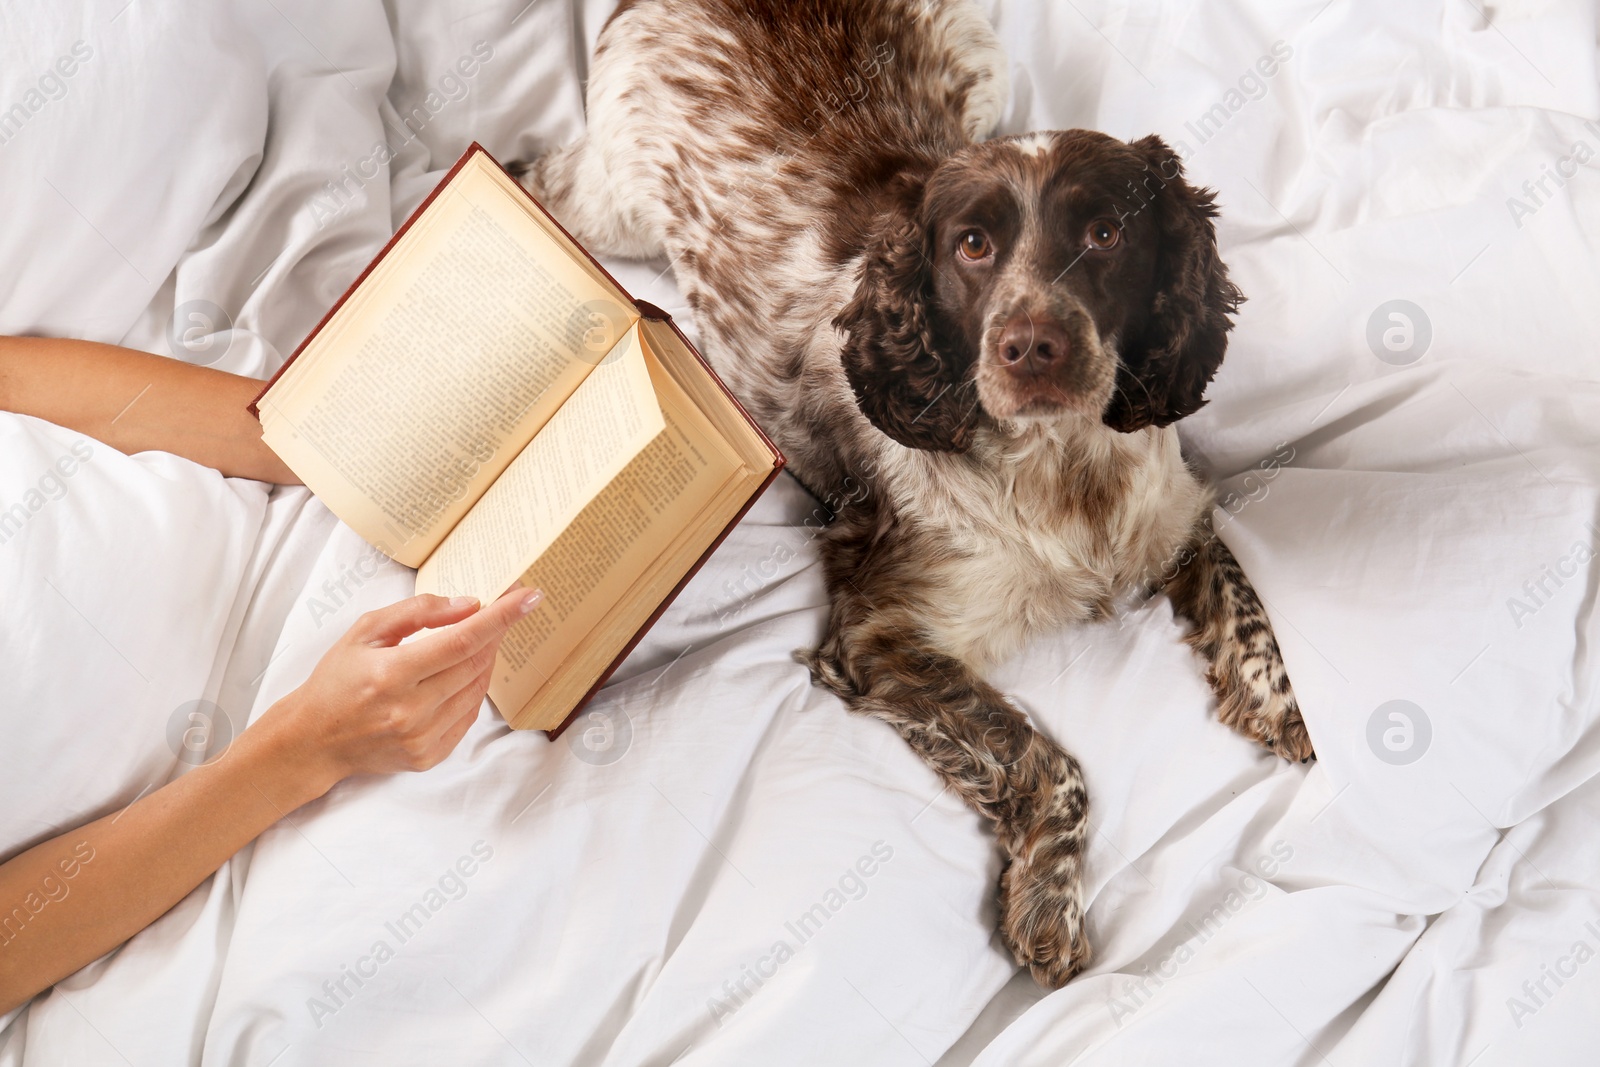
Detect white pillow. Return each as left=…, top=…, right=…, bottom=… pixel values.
left=0, top=413, right=267, bottom=860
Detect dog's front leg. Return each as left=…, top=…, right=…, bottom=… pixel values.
left=800, top=618, right=1093, bottom=987
left=1165, top=524, right=1314, bottom=762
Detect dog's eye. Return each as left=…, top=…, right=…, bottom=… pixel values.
left=1086, top=219, right=1121, bottom=250
left=957, top=231, right=993, bottom=261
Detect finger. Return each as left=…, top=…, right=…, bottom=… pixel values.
left=447, top=679, right=489, bottom=744
left=351, top=594, right=482, bottom=648
left=419, top=666, right=493, bottom=760
left=404, top=587, right=538, bottom=679
left=415, top=632, right=501, bottom=706
left=420, top=709, right=478, bottom=769
left=400, top=587, right=541, bottom=677
left=420, top=657, right=495, bottom=742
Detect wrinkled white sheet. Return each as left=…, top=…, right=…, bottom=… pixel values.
left=1, top=0, right=1597, bottom=1064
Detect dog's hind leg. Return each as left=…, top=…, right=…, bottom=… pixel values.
left=514, top=5, right=674, bottom=259
left=517, top=134, right=668, bottom=260
left=1165, top=525, right=1314, bottom=762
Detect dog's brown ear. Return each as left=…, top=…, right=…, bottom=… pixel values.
left=1104, top=136, right=1244, bottom=433
left=835, top=175, right=980, bottom=452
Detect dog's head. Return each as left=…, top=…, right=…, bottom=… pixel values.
left=836, top=130, right=1243, bottom=450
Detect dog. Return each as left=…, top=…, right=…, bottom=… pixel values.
left=523, top=0, right=1312, bottom=986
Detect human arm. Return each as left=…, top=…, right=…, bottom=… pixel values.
left=0, top=335, right=298, bottom=483
left=0, top=586, right=541, bottom=1014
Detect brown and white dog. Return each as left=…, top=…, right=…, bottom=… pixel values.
left=524, top=0, right=1312, bottom=985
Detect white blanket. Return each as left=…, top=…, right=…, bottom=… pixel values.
left=1, top=0, right=1596, bottom=1064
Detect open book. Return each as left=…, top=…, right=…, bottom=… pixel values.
left=251, top=144, right=783, bottom=734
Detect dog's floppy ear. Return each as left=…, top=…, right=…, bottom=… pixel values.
left=835, top=173, right=980, bottom=452
left=1103, top=136, right=1244, bottom=433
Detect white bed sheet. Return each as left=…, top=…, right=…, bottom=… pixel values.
left=1, top=0, right=1597, bottom=1064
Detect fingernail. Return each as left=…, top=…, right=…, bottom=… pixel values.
left=449, top=596, right=479, bottom=609
left=519, top=589, right=543, bottom=615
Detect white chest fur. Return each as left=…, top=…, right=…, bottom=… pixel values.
left=879, top=420, right=1210, bottom=667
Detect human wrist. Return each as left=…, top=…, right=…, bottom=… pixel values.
left=234, top=695, right=345, bottom=810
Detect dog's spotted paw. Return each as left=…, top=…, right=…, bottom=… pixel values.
left=997, top=831, right=1091, bottom=988
left=994, top=750, right=1092, bottom=986
left=1208, top=632, right=1316, bottom=763
left=1170, top=532, right=1317, bottom=764
left=1269, top=700, right=1314, bottom=763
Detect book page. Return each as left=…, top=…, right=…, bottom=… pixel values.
left=414, top=323, right=665, bottom=606
left=638, top=319, right=777, bottom=469
left=257, top=154, right=637, bottom=566
left=487, top=343, right=748, bottom=713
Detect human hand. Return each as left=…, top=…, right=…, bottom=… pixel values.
left=256, top=588, right=541, bottom=794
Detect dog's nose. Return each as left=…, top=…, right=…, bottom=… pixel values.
left=998, top=315, right=1070, bottom=372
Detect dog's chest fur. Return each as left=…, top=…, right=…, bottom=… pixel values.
left=869, top=422, right=1209, bottom=667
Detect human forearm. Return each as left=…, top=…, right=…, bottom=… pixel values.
left=0, top=715, right=335, bottom=1014
left=0, top=336, right=299, bottom=483
left=0, top=589, right=537, bottom=1015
